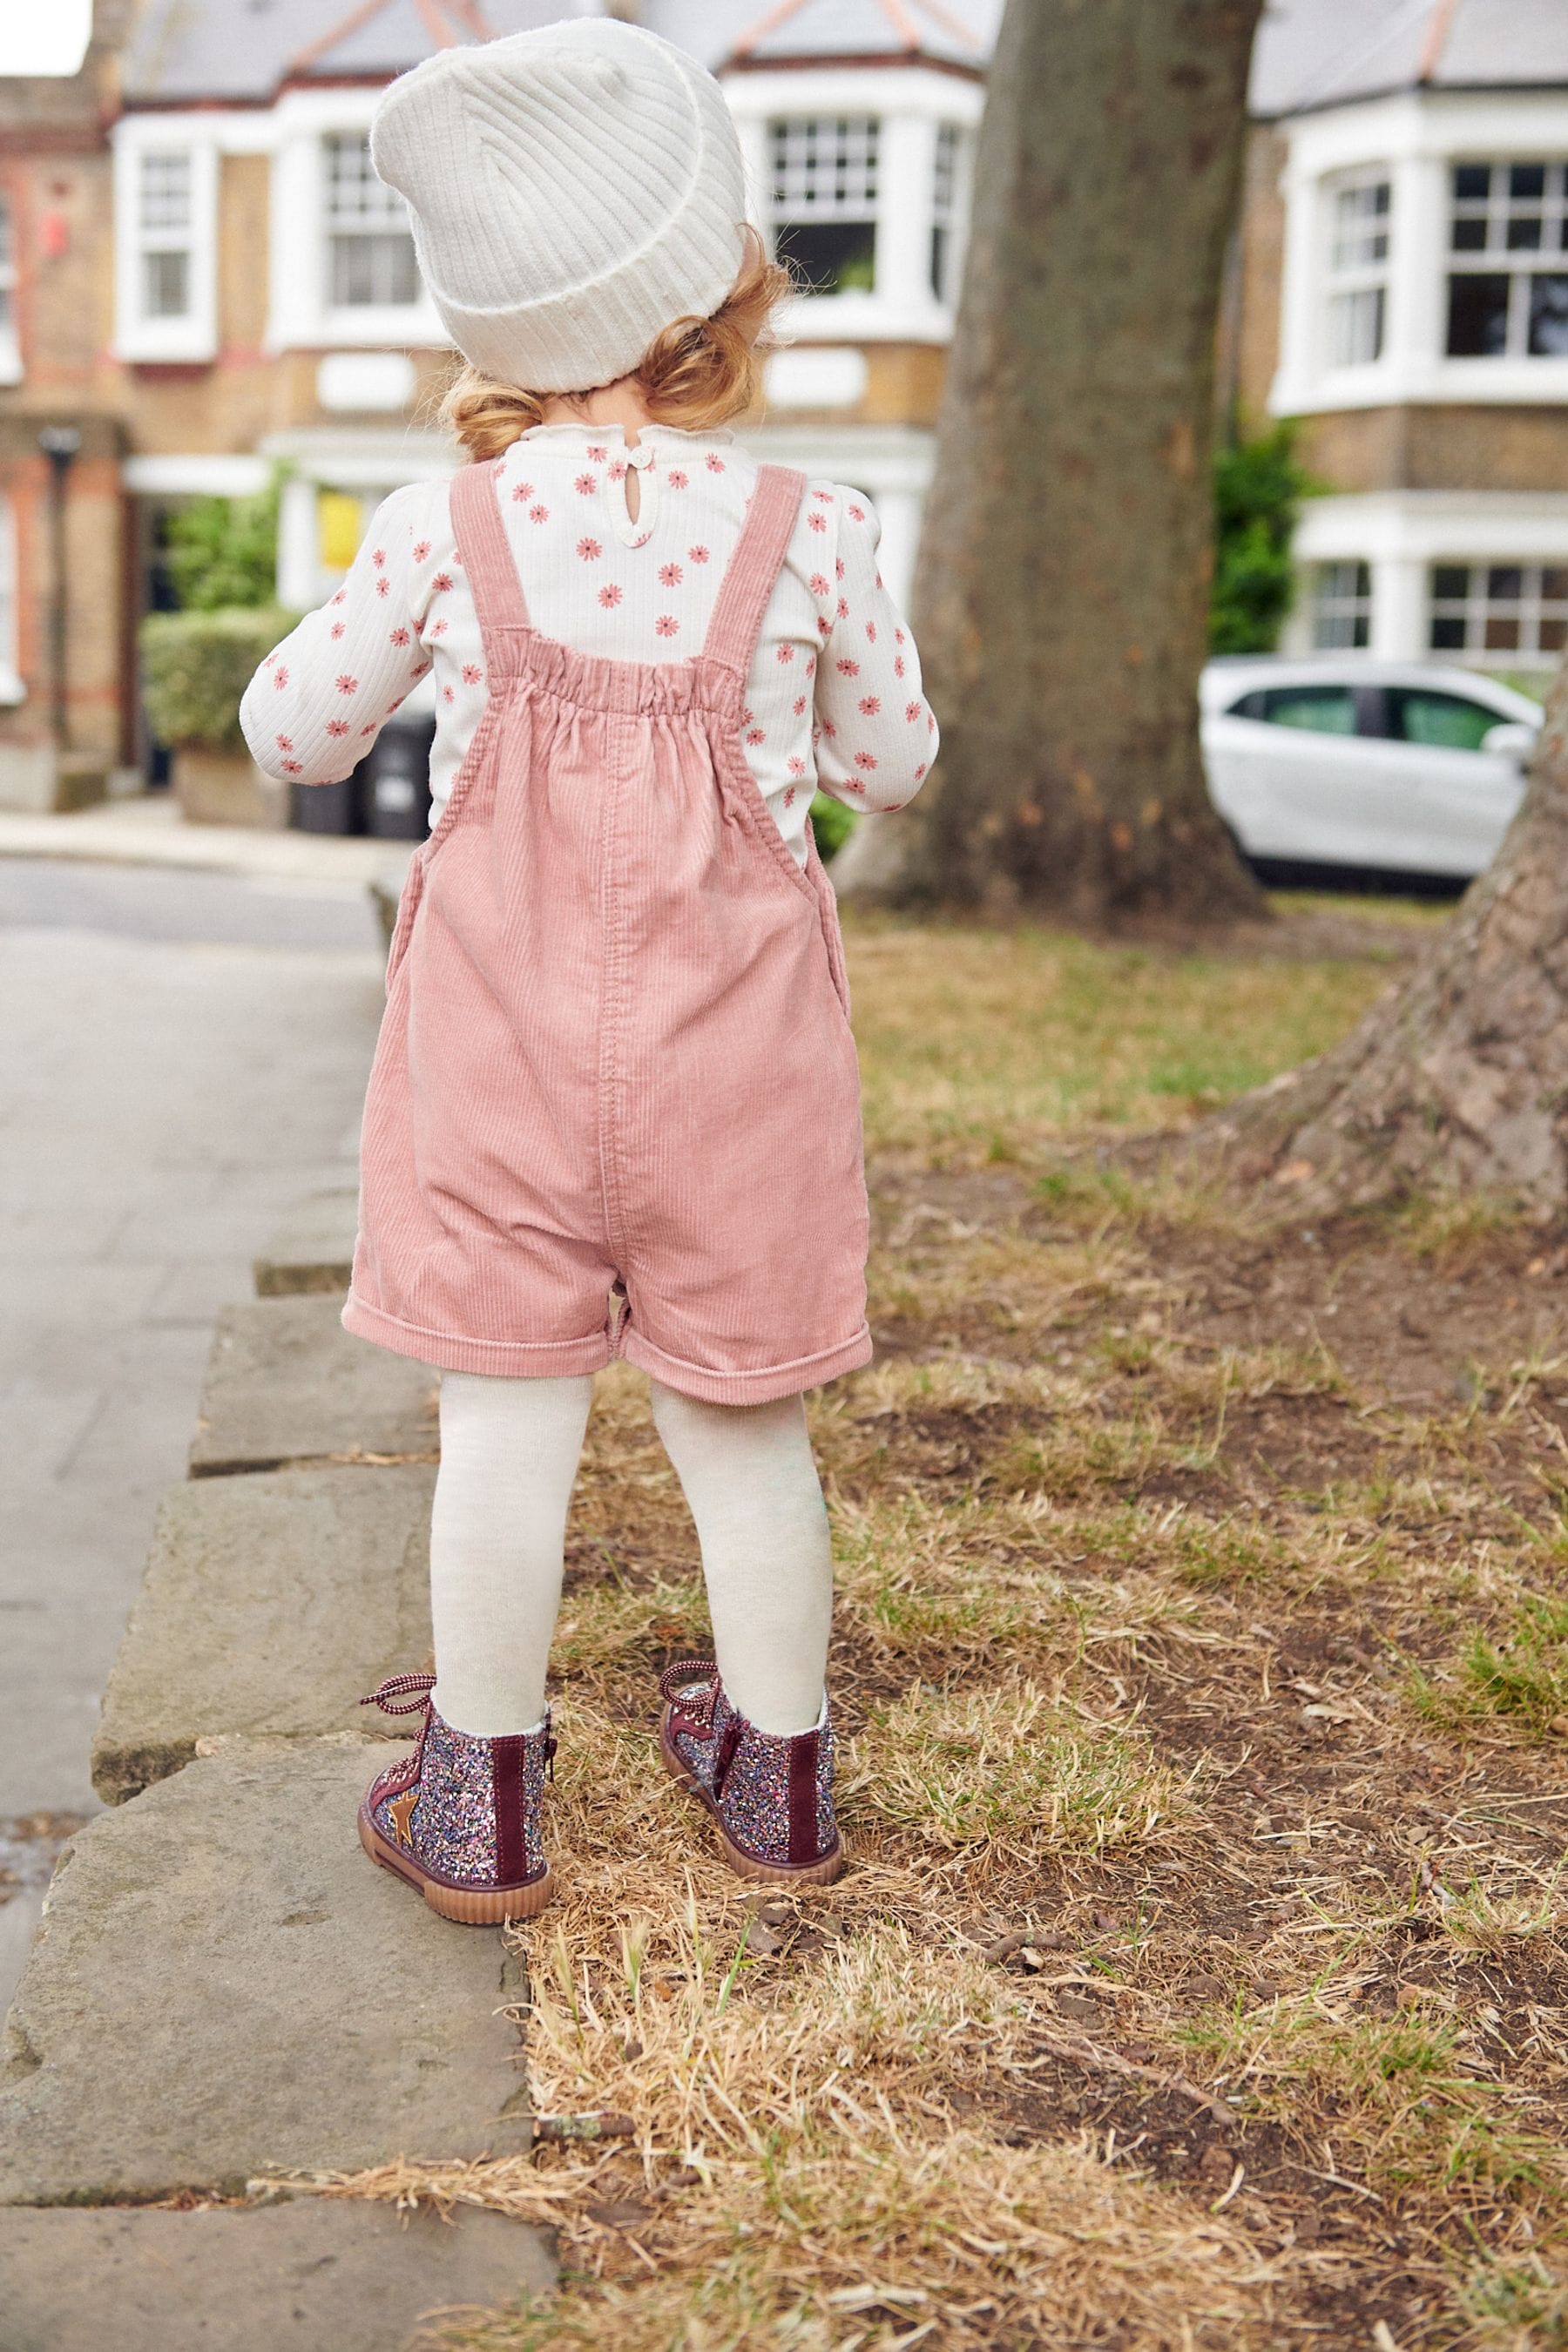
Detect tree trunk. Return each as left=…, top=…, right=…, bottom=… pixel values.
left=1210, top=659, right=1568, bottom=1211
left=835, top=0, right=1266, bottom=925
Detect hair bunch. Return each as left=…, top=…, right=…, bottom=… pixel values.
left=441, top=240, right=794, bottom=463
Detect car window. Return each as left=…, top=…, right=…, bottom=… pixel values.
left=1226, top=689, right=1267, bottom=720
left=1387, top=689, right=1504, bottom=753
left=1258, top=686, right=1357, bottom=735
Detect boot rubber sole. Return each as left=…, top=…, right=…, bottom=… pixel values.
left=659, top=1710, right=845, bottom=1887
left=358, top=1801, right=554, bottom=1923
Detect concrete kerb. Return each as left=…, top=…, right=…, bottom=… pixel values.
left=92, top=1464, right=437, bottom=1804
left=0, top=1190, right=557, bottom=2316
left=0, top=2200, right=556, bottom=2352
left=190, top=1295, right=438, bottom=1477
left=0, top=1742, right=535, bottom=2205
left=253, top=1185, right=360, bottom=1297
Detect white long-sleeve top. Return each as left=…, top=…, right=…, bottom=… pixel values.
left=241, top=421, right=936, bottom=864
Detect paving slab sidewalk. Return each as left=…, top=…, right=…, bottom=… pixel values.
left=253, top=1185, right=360, bottom=1296
left=190, top=1295, right=437, bottom=1476
left=0, top=2200, right=555, bottom=2352
left=93, top=1465, right=436, bottom=1804
left=0, top=1742, right=531, bottom=2204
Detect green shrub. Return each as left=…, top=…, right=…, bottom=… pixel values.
left=810, top=790, right=858, bottom=861
left=139, top=607, right=294, bottom=752
left=1210, top=420, right=1315, bottom=655
left=162, top=476, right=281, bottom=612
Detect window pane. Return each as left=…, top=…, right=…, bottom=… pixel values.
left=1432, top=564, right=1470, bottom=601
left=139, top=152, right=191, bottom=233
left=1541, top=618, right=1568, bottom=652
left=324, top=133, right=406, bottom=227
left=1453, top=164, right=1491, bottom=201
left=329, top=231, right=419, bottom=308
left=1227, top=691, right=1267, bottom=720
left=1329, top=285, right=1383, bottom=365
left=141, top=247, right=189, bottom=318
left=1451, top=215, right=1489, bottom=252
left=1391, top=690, right=1499, bottom=750
left=1541, top=567, right=1568, bottom=601
left=1507, top=213, right=1544, bottom=250
left=1486, top=565, right=1524, bottom=600
left=774, top=219, right=876, bottom=295
left=1509, top=163, right=1547, bottom=200
left=1528, top=274, right=1568, bottom=355
left=1447, top=273, right=1511, bottom=355
left=767, top=117, right=879, bottom=218
left=1431, top=614, right=1468, bottom=650
left=1484, top=615, right=1521, bottom=650
left=1261, top=686, right=1357, bottom=734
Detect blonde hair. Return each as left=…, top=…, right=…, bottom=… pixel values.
left=442, top=240, right=794, bottom=463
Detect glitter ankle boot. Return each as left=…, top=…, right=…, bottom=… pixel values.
left=358, top=1673, right=556, bottom=1923
left=658, top=1659, right=844, bottom=1886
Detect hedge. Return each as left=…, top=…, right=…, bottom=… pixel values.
left=139, top=607, right=295, bottom=753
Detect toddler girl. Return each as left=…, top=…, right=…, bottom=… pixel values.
left=242, top=17, right=936, bottom=1923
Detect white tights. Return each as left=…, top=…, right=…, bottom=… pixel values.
left=428, top=1370, right=833, bottom=1740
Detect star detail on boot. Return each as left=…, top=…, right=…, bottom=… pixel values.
left=386, top=1787, right=419, bottom=1848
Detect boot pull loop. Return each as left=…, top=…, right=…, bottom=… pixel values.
left=361, top=1671, right=436, bottom=1718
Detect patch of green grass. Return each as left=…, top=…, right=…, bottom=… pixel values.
left=853, top=1678, right=1189, bottom=1855
left=847, top=911, right=1397, bottom=1165
left=1182, top=1999, right=1560, bottom=2200
left=1411, top=1595, right=1568, bottom=1739
left=1456, top=2251, right=1568, bottom=2349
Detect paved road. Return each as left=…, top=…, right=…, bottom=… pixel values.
left=0, top=860, right=385, bottom=2004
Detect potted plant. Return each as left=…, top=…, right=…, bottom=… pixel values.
left=139, top=606, right=294, bottom=828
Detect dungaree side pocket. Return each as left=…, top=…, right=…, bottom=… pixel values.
left=804, top=826, right=853, bottom=1023
left=385, top=851, right=428, bottom=987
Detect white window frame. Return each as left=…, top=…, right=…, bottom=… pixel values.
left=766, top=112, right=882, bottom=299
left=1321, top=166, right=1390, bottom=372
left=1272, top=89, right=1568, bottom=415
left=112, top=119, right=219, bottom=363
left=726, top=66, right=984, bottom=347
left=1428, top=559, right=1568, bottom=669
left=0, top=497, right=22, bottom=705
left=0, top=189, right=19, bottom=385
left=267, top=89, right=443, bottom=352
left=930, top=119, right=972, bottom=310
left=1444, top=158, right=1568, bottom=361
left=1311, top=559, right=1373, bottom=648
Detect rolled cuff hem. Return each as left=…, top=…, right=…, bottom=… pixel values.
left=620, top=1323, right=873, bottom=1405
left=341, top=1292, right=613, bottom=1380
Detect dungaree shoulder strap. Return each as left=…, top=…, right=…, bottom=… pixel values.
left=448, top=458, right=531, bottom=671
left=700, top=464, right=808, bottom=681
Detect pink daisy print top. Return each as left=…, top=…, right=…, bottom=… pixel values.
left=240, top=422, right=936, bottom=866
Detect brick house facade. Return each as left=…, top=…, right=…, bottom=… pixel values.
left=0, top=0, right=1562, bottom=812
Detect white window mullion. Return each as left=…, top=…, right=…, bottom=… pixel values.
left=876, top=112, right=936, bottom=315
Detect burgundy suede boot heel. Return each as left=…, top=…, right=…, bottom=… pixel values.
left=658, top=1659, right=844, bottom=1886
left=358, top=1672, right=557, bottom=1923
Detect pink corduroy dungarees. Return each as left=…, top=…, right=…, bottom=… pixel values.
left=342, top=457, right=872, bottom=1406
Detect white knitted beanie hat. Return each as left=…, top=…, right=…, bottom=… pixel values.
left=370, top=18, right=748, bottom=395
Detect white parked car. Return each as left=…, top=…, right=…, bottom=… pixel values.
left=1200, top=658, right=1543, bottom=881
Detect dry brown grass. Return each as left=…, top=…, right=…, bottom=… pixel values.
left=303, top=902, right=1568, bottom=2350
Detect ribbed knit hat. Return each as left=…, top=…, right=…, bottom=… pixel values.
left=370, top=18, right=748, bottom=395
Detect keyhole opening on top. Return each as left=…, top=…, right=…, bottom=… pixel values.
left=624, top=467, right=641, bottom=526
